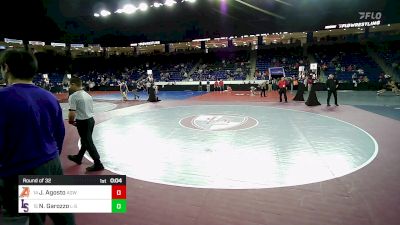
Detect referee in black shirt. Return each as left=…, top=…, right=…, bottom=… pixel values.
left=67, top=77, right=104, bottom=171
left=326, top=74, right=339, bottom=106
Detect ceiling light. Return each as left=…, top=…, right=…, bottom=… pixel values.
left=165, top=0, right=177, bottom=7
left=153, top=2, right=163, bottom=8
left=100, top=10, right=111, bottom=17
left=139, top=3, right=148, bottom=11
left=123, top=4, right=137, bottom=14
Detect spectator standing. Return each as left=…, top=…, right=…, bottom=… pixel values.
left=214, top=80, right=219, bottom=91
left=219, top=79, right=224, bottom=92
left=0, top=49, right=75, bottom=225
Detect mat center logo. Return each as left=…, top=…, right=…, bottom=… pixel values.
left=180, top=114, right=258, bottom=131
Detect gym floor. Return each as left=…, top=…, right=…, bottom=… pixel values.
left=57, top=90, right=400, bottom=225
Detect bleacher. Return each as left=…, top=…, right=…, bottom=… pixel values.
left=311, top=43, right=383, bottom=81
left=256, top=45, right=306, bottom=79
left=374, top=41, right=400, bottom=76
left=155, top=53, right=200, bottom=81
left=33, top=73, right=64, bottom=86
left=22, top=40, right=397, bottom=90
left=191, top=50, right=249, bottom=81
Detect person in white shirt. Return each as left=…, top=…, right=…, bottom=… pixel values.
left=67, top=76, right=104, bottom=172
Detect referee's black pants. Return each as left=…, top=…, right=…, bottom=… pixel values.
left=76, top=118, right=101, bottom=165
left=327, top=90, right=338, bottom=105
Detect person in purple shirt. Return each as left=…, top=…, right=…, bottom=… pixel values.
left=0, top=49, right=75, bottom=225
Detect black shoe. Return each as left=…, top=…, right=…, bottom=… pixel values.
left=68, top=155, right=82, bottom=165
left=335, top=104, right=339, bottom=106
left=86, top=163, right=104, bottom=172
left=327, top=104, right=331, bottom=106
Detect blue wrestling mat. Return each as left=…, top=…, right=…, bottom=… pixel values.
left=93, top=91, right=207, bottom=101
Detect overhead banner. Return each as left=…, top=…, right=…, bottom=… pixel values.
left=5, top=38, right=23, bottom=44
left=29, top=41, right=45, bottom=46
left=139, top=41, right=160, bottom=46
left=192, top=38, right=210, bottom=42
left=71, top=44, right=84, bottom=48
left=131, top=41, right=161, bottom=47
left=324, top=20, right=381, bottom=29
left=51, top=42, right=66, bottom=47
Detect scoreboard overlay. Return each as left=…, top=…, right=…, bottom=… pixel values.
left=18, top=175, right=126, bottom=213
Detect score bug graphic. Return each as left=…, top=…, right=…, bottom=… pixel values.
left=112, top=185, right=126, bottom=199
left=110, top=177, right=123, bottom=184
left=18, top=175, right=126, bottom=213
left=112, top=185, right=127, bottom=213
left=19, top=187, right=30, bottom=198
left=20, top=199, right=30, bottom=213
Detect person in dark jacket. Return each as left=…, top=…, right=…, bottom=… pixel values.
left=326, top=74, right=339, bottom=106
left=259, top=80, right=267, bottom=97
left=148, top=84, right=160, bottom=102
left=277, top=77, right=288, bottom=102
left=0, top=49, right=75, bottom=225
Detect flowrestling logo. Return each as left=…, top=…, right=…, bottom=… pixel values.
left=359, top=12, right=382, bottom=20
left=179, top=114, right=258, bottom=131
